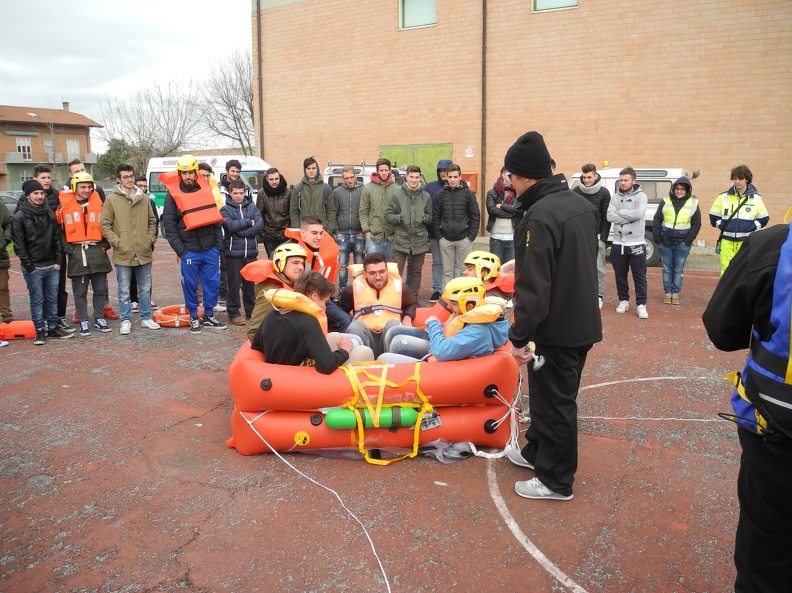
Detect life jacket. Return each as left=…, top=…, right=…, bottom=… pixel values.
left=159, top=170, right=224, bottom=231
left=264, top=288, right=328, bottom=336
left=284, top=228, right=340, bottom=283
left=413, top=301, right=451, bottom=329
left=349, top=262, right=402, bottom=332
left=443, top=297, right=507, bottom=338
left=729, top=223, right=792, bottom=437
left=57, top=190, right=103, bottom=243
left=485, top=272, right=515, bottom=296
left=240, top=259, right=289, bottom=287
left=208, top=175, right=224, bottom=209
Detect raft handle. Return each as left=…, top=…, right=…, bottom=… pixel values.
left=483, top=384, right=498, bottom=398
left=260, top=378, right=272, bottom=391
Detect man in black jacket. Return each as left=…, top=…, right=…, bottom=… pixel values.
left=573, top=163, right=611, bottom=309
left=432, top=163, right=480, bottom=287
left=504, top=132, right=602, bottom=502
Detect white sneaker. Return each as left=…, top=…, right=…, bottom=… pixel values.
left=141, top=318, right=161, bottom=330
left=515, top=477, right=573, bottom=501
left=615, top=300, right=629, bottom=314
left=598, top=296, right=603, bottom=310
left=120, top=320, right=132, bottom=335
left=505, top=447, right=534, bottom=469
left=213, top=304, right=227, bottom=313
left=637, top=304, right=649, bottom=319
left=130, top=302, right=139, bottom=313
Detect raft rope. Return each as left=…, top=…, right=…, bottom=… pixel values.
left=468, top=381, right=521, bottom=459
left=240, top=410, right=392, bottom=592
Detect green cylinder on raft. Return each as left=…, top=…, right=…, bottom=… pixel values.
left=325, top=407, right=421, bottom=429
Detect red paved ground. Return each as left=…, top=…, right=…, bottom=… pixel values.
left=1, top=243, right=743, bottom=592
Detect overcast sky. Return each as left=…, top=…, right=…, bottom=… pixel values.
left=0, top=0, right=252, bottom=151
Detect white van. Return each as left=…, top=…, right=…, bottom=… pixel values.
left=569, top=167, right=699, bottom=266
left=323, top=161, right=427, bottom=189
left=146, top=155, right=271, bottom=216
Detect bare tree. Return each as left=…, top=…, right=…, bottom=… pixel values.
left=98, top=80, right=202, bottom=173
left=200, top=48, right=255, bottom=155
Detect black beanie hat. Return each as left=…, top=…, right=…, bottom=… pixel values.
left=504, top=131, right=553, bottom=179
left=303, top=156, right=318, bottom=171
left=22, top=179, right=45, bottom=197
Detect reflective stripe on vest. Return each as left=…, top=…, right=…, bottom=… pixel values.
left=731, top=223, right=792, bottom=436
left=349, top=262, right=402, bottom=332
left=159, top=171, right=224, bottom=231
left=58, top=190, right=103, bottom=243
left=661, top=196, right=698, bottom=231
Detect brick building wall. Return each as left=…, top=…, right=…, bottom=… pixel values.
left=253, top=0, right=791, bottom=243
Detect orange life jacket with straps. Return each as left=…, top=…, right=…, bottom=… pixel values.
left=240, top=259, right=289, bottom=287
left=264, top=288, right=329, bottom=336
left=284, top=227, right=340, bottom=283
left=349, top=263, right=403, bottom=332
left=57, top=190, right=103, bottom=243
left=485, top=272, right=515, bottom=295
left=159, top=171, right=224, bottom=230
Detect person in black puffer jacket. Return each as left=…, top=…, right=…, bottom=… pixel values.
left=221, top=179, right=264, bottom=325
left=573, top=163, right=611, bottom=308
left=257, top=167, right=292, bottom=257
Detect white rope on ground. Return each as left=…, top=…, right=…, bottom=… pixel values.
left=486, top=460, right=590, bottom=593
left=242, top=410, right=391, bottom=593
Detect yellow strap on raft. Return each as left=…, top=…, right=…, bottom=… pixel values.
left=340, top=361, right=433, bottom=466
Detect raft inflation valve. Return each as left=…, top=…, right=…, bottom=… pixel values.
left=484, top=384, right=498, bottom=398
left=260, top=378, right=272, bottom=390
left=484, top=419, right=498, bottom=434
left=310, top=414, right=323, bottom=426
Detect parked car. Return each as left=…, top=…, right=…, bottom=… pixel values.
left=0, top=192, right=20, bottom=208
left=324, top=161, right=427, bottom=189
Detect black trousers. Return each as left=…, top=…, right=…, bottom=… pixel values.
left=520, top=344, right=591, bottom=496
left=225, top=256, right=256, bottom=319
left=734, top=429, right=792, bottom=593
left=610, top=243, right=647, bottom=305
left=57, top=254, right=68, bottom=318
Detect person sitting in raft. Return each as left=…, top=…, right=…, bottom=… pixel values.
left=252, top=271, right=374, bottom=373
left=379, top=276, right=509, bottom=363
left=462, top=250, right=514, bottom=299
left=245, top=243, right=307, bottom=341
left=336, top=251, right=417, bottom=357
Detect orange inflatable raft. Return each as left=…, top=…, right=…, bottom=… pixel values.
left=227, top=404, right=512, bottom=456
left=152, top=305, right=205, bottom=328
left=228, top=341, right=519, bottom=412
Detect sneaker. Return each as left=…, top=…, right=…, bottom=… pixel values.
left=515, top=477, right=573, bottom=501
left=0, top=340, right=8, bottom=348
left=505, top=447, right=534, bottom=470
left=104, top=305, right=119, bottom=320
left=33, top=329, right=46, bottom=345
left=57, top=318, right=77, bottom=334
left=663, top=293, right=672, bottom=305
left=213, top=304, right=227, bottom=313
left=598, top=296, right=603, bottom=310
left=190, top=317, right=202, bottom=334
left=120, top=320, right=132, bottom=335
left=72, top=312, right=79, bottom=324
left=141, top=318, right=161, bottom=330
left=48, top=327, right=75, bottom=340
left=78, top=321, right=91, bottom=337
left=671, top=293, right=680, bottom=306
left=429, top=291, right=441, bottom=303
left=615, top=300, right=629, bottom=314
left=150, top=301, right=159, bottom=310
left=94, top=319, right=112, bottom=333
left=202, top=316, right=227, bottom=329
left=637, top=304, right=649, bottom=319
left=229, top=316, right=246, bottom=327
left=130, top=302, right=139, bottom=313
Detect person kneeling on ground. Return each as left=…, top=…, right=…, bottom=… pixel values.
left=252, top=271, right=373, bottom=373
left=380, top=277, right=508, bottom=363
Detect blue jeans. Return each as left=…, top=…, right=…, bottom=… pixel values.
left=429, top=238, right=443, bottom=293
left=336, top=232, right=365, bottom=288
left=180, top=247, right=220, bottom=318
left=489, top=238, right=515, bottom=265
left=365, top=236, right=393, bottom=261
left=117, top=264, right=153, bottom=321
left=22, top=266, right=59, bottom=331
left=384, top=326, right=430, bottom=358
left=657, top=242, right=691, bottom=294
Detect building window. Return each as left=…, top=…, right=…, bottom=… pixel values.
left=533, top=0, right=578, bottom=11
left=401, top=0, right=435, bottom=28
left=67, top=140, right=80, bottom=161
left=44, top=139, right=54, bottom=156
left=16, top=138, right=32, bottom=161
left=20, top=170, right=33, bottom=183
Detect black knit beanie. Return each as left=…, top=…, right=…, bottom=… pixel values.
left=22, top=180, right=45, bottom=197
left=303, top=156, right=318, bottom=171
left=504, top=131, right=553, bottom=179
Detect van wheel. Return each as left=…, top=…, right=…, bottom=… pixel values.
left=645, top=232, right=660, bottom=267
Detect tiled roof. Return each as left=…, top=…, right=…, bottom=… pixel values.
left=0, top=105, right=102, bottom=128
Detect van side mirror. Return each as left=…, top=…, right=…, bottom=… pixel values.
left=692, top=170, right=700, bottom=180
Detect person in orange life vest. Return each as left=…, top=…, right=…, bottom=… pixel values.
left=220, top=179, right=264, bottom=326
left=252, top=271, right=374, bottom=373
left=462, top=250, right=514, bottom=299
left=382, top=277, right=509, bottom=362
left=247, top=242, right=307, bottom=342
left=161, top=154, right=227, bottom=334
left=101, top=164, right=160, bottom=336
left=58, top=172, right=113, bottom=337
left=337, top=252, right=417, bottom=357
left=284, top=215, right=351, bottom=332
